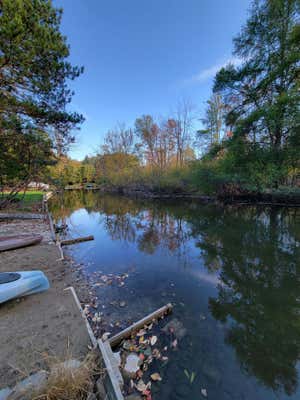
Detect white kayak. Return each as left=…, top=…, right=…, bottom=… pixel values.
left=0, top=271, right=50, bottom=304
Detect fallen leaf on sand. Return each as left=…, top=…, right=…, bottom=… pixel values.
left=150, top=335, right=157, bottom=346
left=150, top=373, right=162, bottom=381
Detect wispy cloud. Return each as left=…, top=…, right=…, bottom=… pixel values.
left=185, top=56, right=242, bottom=85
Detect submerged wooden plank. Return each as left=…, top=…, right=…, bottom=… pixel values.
left=98, top=339, right=124, bottom=400
left=61, top=235, right=94, bottom=246
left=103, top=340, right=124, bottom=388
left=109, top=303, right=173, bottom=348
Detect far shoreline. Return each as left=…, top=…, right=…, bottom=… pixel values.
left=60, top=185, right=300, bottom=207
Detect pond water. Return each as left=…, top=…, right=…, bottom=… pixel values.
left=50, top=191, right=300, bottom=400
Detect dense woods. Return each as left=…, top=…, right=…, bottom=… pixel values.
left=0, top=0, right=299, bottom=206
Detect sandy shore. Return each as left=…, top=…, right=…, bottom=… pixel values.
left=0, top=217, right=92, bottom=389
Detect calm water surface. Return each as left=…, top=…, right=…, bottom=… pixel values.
left=51, top=191, right=300, bottom=400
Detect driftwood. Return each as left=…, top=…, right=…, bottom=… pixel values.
left=109, top=303, right=173, bottom=348
left=60, top=235, right=94, bottom=246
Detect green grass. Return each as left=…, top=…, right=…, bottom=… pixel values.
left=0, top=190, right=44, bottom=211
left=0, top=190, right=43, bottom=203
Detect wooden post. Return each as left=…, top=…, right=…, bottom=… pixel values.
left=60, top=235, right=94, bottom=246
left=109, top=303, right=173, bottom=348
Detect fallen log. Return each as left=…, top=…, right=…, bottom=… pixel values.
left=60, top=235, right=94, bottom=246
left=109, top=303, right=173, bottom=348
left=0, top=213, right=44, bottom=220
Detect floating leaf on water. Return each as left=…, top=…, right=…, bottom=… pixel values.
left=139, top=335, right=145, bottom=344
left=152, top=348, right=161, bottom=359
left=136, top=379, right=147, bottom=392
left=150, top=335, right=157, bottom=346
left=145, top=392, right=152, bottom=400
left=122, top=340, right=132, bottom=350
left=146, top=355, right=153, bottom=364
left=201, top=388, right=208, bottom=397
left=142, top=363, right=149, bottom=371
left=136, top=369, right=143, bottom=378
left=190, top=371, right=196, bottom=383
left=101, top=332, right=111, bottom=341
left=144, top=347, right=152, bottom=356
left=150, top=372, right=162, bottom=381
left=143, top=389, right=152, bottom=400
left=137, top=329, right=147, bottom=337
left=124, top=353, right=140, bottom=374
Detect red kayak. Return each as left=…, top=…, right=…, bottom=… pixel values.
left=0, top=234, right=43, bottom=252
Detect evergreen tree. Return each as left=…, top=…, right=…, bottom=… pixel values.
left=214, top=0, right=299, bottom=186
left=0, top=0, right=84, bottom=202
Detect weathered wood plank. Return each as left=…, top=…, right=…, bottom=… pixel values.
left=60, top=235, right=94, bottom=246
left=98, top=339, right=124, bottom=400
left=109, top=303, right=173, bottom=348
left=0, top=213, right=44, bottom=220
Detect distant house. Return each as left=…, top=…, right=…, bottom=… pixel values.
left=28, top=182, right=50, bottom=190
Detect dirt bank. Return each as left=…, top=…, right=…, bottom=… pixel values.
left=0, top=217, right=92, bottom=389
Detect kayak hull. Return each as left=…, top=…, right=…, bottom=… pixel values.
left=0, top=271, right=50, bottom=304
left=0, top=234, right=43, bottom=252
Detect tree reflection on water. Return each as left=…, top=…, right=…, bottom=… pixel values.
left=207, top=210, right=300, bottom=396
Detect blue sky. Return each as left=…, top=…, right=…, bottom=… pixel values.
left=55, top=0, right=251, bottom=160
